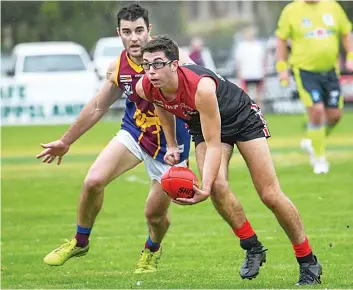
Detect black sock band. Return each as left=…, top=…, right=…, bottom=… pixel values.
left=297, top=252, right=315, bottom=264
left=240, top=234, right=262, bottom=250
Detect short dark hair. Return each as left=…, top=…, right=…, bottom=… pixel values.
left=141, top=35, right=179, bottom=61
left=117, top=3, right=149, bottom=28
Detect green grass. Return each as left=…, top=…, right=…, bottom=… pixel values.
left=2, top=113, right=353, bottom=289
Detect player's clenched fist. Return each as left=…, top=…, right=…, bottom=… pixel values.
left=36, top=140, right=70, bottom=165
left=164, top=146, right=180, bottom=166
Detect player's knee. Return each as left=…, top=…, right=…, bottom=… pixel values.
left=83, top=173, right=106, bottom=193
left=145, top=209, right=169, bottom=227
left=308, top=105, right=325, bottom=124
left=258, top=183, right=282, bottom=209
left=210, top=179, right=230, bottom=200
left=327, top=111, right=342, bottom=125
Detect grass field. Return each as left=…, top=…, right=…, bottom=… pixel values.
left=2, top=113, right=353, bottom=289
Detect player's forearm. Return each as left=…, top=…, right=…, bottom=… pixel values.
left=342, top=33, right=353, bottom=54
left=163, top=120, right=178, bottom=148
left=60, top=99, right=107, bottom=145
left=276, top=38, right=288, bottom=62
left=155, top=106, right=178, bottom=148
left=60, top=79, right=121, bottom=145
left=202, top=145, right=221, bottom=193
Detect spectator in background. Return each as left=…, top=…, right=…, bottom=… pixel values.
left=189, top=36, right=205, bottom=66
left=235, top=26, right=266, bottom=108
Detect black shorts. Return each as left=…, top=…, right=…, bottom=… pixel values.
left=192, top=103, right=270, bottom=148
left=293, top=68, right=343, bottom=108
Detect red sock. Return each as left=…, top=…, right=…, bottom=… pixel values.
left=293, top=237, right=312, bottom=258
left=232, top=219, right=256, bottom=240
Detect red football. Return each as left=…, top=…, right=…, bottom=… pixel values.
left=161, top=167, right=199, bottom=200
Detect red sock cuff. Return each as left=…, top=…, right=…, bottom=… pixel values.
left=293, top=237, right=312, bottom=258
left=232, top=219, right=256, bottom=240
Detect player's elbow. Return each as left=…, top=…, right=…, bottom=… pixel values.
left=206, top=140, right=221, bottom=151
left=207, top=138, right=221, bottom=151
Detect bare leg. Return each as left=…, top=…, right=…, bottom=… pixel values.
left=78, top=138, right=141, bottom=228
left=195, top=142, right=246, bottom=229
left=238, top=138, right=323, bottom=284
left=196, top=142, right=266, bottom=279
left=325, top=107, right=342, bottom=136
left=144, top=180, right=171, bottom=243
left=237, top=138, right=306, bottom=244
left=307, top=103, right=325, bottom=125
left=43, top=138, right=142, bottom=266
left=134, top=178, right=172, bottom=273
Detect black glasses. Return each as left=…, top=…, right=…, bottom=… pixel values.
left=141, top=60, right=172, bottom=70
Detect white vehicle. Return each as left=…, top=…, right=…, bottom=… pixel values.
left=2, top=41, right=100, bottom=125
left=6, top=41, right=99, bottom=92
left=8, top=41, right=96, bottom=77
left=91, top=37, right=124, bottom=79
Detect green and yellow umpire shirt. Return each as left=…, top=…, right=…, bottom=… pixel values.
left=276, top=0, right=352, bottom=72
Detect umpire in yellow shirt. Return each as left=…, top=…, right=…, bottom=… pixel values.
left=275, top=0, right=353, bottom=174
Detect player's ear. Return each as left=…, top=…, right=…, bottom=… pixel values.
left=171, top=60, right=178, bottom=72
left=148, top=24, right=152, bottom=34
left=116, top=27, right=120, bottom=37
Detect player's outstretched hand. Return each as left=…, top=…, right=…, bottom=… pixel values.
left=173, top=185, right=210, bottom=206
left=36, top=140, right=70, bottom=165
left=164, top=146, right=180, bottom=166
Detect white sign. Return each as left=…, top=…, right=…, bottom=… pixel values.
left=1, top=77, right=96, bottom=126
